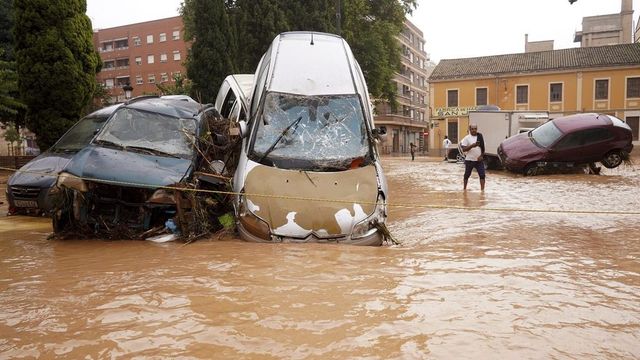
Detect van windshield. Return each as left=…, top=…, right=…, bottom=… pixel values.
left=51, top=115, right=109, bottom=153
left=95, top=108, right=197, bottom=159
left=250, top=92, right=371, bottom=170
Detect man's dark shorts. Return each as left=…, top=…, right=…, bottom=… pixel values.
left=464, top=160, right=486, bottom=179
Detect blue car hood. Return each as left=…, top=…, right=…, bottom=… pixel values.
left=63, top=145, right=193, bottom=188
left=8, top=152, right=75, bottom=188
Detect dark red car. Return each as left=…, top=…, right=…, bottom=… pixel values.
left=498, top=113, right=633, bottom=175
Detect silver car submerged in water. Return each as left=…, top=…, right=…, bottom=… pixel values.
left=227, top=32, right=388, bottom=246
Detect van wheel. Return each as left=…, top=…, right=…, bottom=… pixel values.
left=523, top=163, right=540, bottom=176
left=601, top=150, right=623, bottom=169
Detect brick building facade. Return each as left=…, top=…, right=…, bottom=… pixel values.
left=92, top=16, right=188, bottom=102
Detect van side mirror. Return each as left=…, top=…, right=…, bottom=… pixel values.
left=238, top=120, right=248, bottom=139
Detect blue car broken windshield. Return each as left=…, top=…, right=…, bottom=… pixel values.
left=95, top=107, right=197, bottom=159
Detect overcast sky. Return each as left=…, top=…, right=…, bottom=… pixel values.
left=86, top=0, right=639, bottom=63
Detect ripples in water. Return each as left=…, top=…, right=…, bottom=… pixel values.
left=0, top=159, right=639, bottom=359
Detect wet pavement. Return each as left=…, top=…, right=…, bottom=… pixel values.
left=1, top=158, right=639, bottom=359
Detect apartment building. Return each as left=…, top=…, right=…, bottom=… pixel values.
left=92, top=16, right=187, bottom=102
left=428, top=43, right=640, bottom=152
left=374, top=19, right=430, bottom=155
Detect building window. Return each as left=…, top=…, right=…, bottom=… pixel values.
left=159, top=33, right=166, bottom=42
left=160, top=72, right=169, bottom=83
left=101, top=42, right=113, bottom=52
left=173, top=51, right=181, bottom=61
left=116, top=77, right=129, bottom=87
left=105, top=79, right=114, bottom=88
left=627, top=77, right=640, bottom=98
left=595, top=79, right=608, bottom=100
left=115, top=58, right=129, bottom=68
left=103, top=60, right=115, bottom=69
left=147, top=55, right=154, bottom=64
left=516, top=85, right=528, bottom=104
left=114, top=39, right=128, bottom=49
left=135, top=56, right=142, bottom=65
left=148, top=74, right=156, bottom=84
left=550, top=83, right=563, bottom=102
left=172, top=30, right=180, bottom=40
left=160, top=53, right=167, bottom=63
left=447, top=89, right=458, bottom=107
left=146, top=34, right=154, bottom=44
left=133, top=37, right=141, bottom=46
left=627, top=116, right=639, bottom=141
left=136, top=76, right=143, bottom=85
left=476, top=88, right=487, bottom=106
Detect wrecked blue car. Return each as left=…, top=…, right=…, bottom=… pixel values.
left=52, top=96, right=231, bottom=240
left=6, top=104, right=120, bottom=215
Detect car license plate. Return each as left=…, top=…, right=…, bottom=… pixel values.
left=14, top=200, right=38, bottom=208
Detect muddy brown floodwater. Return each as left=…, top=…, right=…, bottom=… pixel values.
left=1, top=158, right=639, bottom=359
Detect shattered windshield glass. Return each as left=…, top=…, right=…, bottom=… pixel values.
left=95, top=108, right=196, bottom=159
left=251, top=92, right=370, bottom=169
left=52, top=115, right=109, bottom=152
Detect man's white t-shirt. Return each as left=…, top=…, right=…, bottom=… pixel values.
left=460, top=134, right=482, bottom=161
left=443, top=138, right=451, bottom=149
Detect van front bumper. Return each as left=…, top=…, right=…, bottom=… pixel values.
left=237, top=222, right=383, bottom=246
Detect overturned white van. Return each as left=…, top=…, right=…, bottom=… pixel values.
left=232, top=32, right=388, bottom=245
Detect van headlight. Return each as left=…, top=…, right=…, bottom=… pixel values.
left=56, top=172, right=88, bottom=192
left=238, top=192, right=271, bottom=239
left=351, top=195, right=387, bottom=239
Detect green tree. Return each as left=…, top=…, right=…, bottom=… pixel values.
left=84, top=82, right=111, bottom=114
left=0, top=55, right=25, bottom=119
left=182, top=0, right=416, bottom=105
left=0, top=0, right=14, bottom=61
left=2, top=121, right=21, bottom=147
left=234, top=0, right=289, bottom=72
left=13, top=0, right=101, bottom=150
left=182, top=0, right=237, bottom=103
left=282, top=0, right=334, bottom=33
left=341, top=0, right=416, bottom=108
left=156, top=73, right=193, bottom=96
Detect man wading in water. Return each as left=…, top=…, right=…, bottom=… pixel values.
left=460, top=124, right=485, bottom=191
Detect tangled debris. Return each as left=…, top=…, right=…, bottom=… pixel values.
left=52, top=100, right=241, bottom=242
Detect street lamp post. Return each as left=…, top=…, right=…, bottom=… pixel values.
left=123, top=84, right=133, bottom=100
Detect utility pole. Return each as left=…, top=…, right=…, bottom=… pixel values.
left=336, top=0, right=342, bottom=35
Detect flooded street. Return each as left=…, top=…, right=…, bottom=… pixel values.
left=1, top=158, right=639, bottom=359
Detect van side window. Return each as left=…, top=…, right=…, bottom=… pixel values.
left=251, top=50, right=272, bottom=118
left=229, top=100, right=241, bottom=123
left=220, top=90, right=236, bottom=118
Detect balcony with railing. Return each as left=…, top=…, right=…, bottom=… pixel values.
left=374, top=103, right=428, bottom=128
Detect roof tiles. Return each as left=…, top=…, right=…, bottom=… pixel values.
left=428, top=43, right=640, bottom=81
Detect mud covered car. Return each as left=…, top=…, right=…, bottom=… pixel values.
left=498, top=113, right=633, bottom=176
left=52, top=96, right=232, bottom=240
left=6, top=104, right=120, bottom=215
left=231, top=32, right=389, bottom=246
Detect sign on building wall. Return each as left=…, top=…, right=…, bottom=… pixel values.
left=433, top=106, right=478, bottom=118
